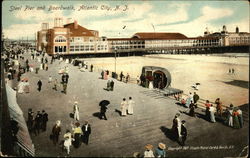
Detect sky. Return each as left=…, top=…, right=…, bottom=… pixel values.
left=2, top=0, right=249, bottom=40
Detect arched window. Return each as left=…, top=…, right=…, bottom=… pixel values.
left=54, top=35, right=67, bottom=42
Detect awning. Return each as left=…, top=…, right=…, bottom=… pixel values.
left=6, top=84, right=35, bottom=157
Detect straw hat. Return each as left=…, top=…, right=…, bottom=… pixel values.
left=74, top=101, right=78, bottom=104
left=158, top=143, right=166, bottom=150
left=145, top=144, right=153, bottom=150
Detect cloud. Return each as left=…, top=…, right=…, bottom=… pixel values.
left=3, top=23, right=40, bottom=39
left=155, top=5, right=236, bottom=37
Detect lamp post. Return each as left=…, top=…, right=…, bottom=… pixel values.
left=114, top=47, right=117, bottom=78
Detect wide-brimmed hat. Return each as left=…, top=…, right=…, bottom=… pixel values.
left=74, top=101, right=78, bottom=104
left=145, top=144, right=153, bottom=150
left=158, top=143, right=166, bottom=149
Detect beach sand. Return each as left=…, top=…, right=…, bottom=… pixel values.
left=83, top=54, right=249, bottom=107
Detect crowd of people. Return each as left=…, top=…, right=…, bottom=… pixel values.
left=27, top=108, right=49, bottom=136
left=2, top=44, right=245, bottom=157
left=176, top=90, right=244, bottom=129
left=50, top=120, right=91, bottom=156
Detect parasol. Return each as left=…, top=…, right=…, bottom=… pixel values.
left=99, top=100, right=110, bottom=106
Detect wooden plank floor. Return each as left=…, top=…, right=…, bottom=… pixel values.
left=14, top=53, right=248, bottom=157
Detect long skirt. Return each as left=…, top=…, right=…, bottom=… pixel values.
left=233, top=116, right=240, bottom=129
left=121, top=106, right=127, bottom=116
left=73, top=133, right=81, bottom=148
left=210, top=111, right=216, bottom=123
left=238, top=115, right=243, bottom=128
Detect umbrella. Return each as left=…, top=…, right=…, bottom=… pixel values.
left=99, top=100, right=110, bottom=106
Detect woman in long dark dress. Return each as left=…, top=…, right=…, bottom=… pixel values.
left=52, top=120, right=61, bottom=145
left=72, top=122, right=82, bottom=148
left=232, top=108, right=240, bottom=129
left=189, top=101, right=196, bottom=117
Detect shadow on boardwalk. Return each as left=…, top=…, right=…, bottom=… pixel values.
left=159, top=126, right=176, bottom=142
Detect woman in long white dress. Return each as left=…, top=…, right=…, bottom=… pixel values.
left=121, top=98, right=127, bottom=116
left=127, top=97, right=135, bottom=115
left=209, top=104, right=216, bottom=123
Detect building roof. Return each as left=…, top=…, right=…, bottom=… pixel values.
left=107, top=38, right=143, bottom=41
left=64, top=23, right=95, bottom=37
left=132, top=32, right=188, bottom=40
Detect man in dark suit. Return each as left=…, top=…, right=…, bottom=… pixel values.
left=34, top=111, right=42, bottom=135
left=81, top=121, right=91, bottom=145
left=180, top=120, right=187, bottom=146
left=37, top=80, right=42, bottom=91
left=41, top=110, right=48, bottom=131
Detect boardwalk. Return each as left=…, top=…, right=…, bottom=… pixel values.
left=13, top=52, right=248, bottom=157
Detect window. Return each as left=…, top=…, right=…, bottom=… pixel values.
left=54, top=35, right=67, bottom=42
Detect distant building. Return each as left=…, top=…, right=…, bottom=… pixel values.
left=205, top=25, right=250, bottom=46
left=37, top=20, right=250, bottom=55
left=37, top=18, right=104, bottom=55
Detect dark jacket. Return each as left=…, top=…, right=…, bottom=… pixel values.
left=82, top=124, right=91, bottom=135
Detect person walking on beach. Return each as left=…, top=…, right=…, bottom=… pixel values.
left=37, top=80, right=42, bottom=92
left=232, top=68, right=235, bottom=74
left=81, top=121, right=91, bottom=145
left=73, top=102, right=80, bottom=121
left=121, top=98, right=127, bottom=116
left=51, top=120, right=61, bottom=145
left=127, top=97, right=135, bottom=115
